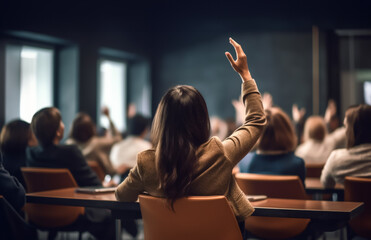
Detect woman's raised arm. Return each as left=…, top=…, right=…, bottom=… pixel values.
left=223, top=38, right=266, bottom=165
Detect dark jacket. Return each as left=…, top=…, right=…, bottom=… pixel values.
left=26, top=144, right=101, bottom=187
left=2, top=152, right=27, bottom=190
left=0, top=157, right=26, bottom=212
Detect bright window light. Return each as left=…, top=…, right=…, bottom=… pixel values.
left=365, top=81, right=371, bottom=105
left=20, top=46, right=54, bottom=122
left=99, top=60, right=126, bottom=132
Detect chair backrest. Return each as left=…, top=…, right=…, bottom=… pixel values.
left=305, top=163, right=324, bottom=178
left=0, top=195, right=37, bottom=240
left=21, top=167, right=84, bottom=228
left=139, top=195, right=242, bottom=240
left=87, top=161, right=106, bottom=181
left=235, top=173, right=308, bottom=199
left=344, top=176, right=371, bottom=238
left=235, top=173, right=310, bottom=239
left=21, top=167, right=78, bottom=192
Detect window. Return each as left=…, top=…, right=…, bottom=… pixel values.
left=99, top=60, right=127, bottom=132
left=365, top=81, right=371, bottom=105
left=20, top=46, right=54, bottom=122
left=5, top=45, right=54, bottom=123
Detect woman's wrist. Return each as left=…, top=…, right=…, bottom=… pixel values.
left=240, top=70, right=253, bottom=82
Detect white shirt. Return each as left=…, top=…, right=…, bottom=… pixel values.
left=110, top=136, right=152, bottom=169
left=320, top=143, right=371, bottom=188
left=295, top=127, right=346, bottom=164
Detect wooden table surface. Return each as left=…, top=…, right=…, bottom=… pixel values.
left=305, top=177, right=344, bottom=195
left=26, top=187, right=362, bottom=220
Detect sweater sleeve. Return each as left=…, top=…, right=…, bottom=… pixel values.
left=222, top=80, right=266, bottom=165
left=0, top=162, right=26, bottom=212
left=320, top=151, right=336, bottom=188
left=115, top=158, right=145, bottom=202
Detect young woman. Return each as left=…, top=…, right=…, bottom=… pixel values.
left=66, top=108, right=121, bottom=175
left=0, top=119, right=37, bottom=189
left=245, top=107, right=306, bottom=184
left=115, top=38, right=266, bottom=228
left=321, top=104, right=371, bottom=188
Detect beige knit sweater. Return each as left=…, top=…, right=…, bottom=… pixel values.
left=116, top=80, right=266, bottom=221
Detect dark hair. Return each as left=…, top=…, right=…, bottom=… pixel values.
left=127, top=114, right=150, bottom=136
left=346, top=104, right=371, bottom=148
left=31, top=107, right=62, bottom=147
left=152, top=85, right=210, bottom=206
left=0, top=120, right=30, bottom=154
left=258, top=107, right=297, bottom=152
left=70, top=113, right=96, bottom=143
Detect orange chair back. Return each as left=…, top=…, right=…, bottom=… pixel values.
left=87, top=161, right=106, bottom=181
left=21, top=167, right=84, bottom=228
left=235, top=173, right=308, bottom=199
left=305, top=163, right=324, bottom=178
left=344, top=176, right=371, bottom=238
left=235, top=173, right=310, bottom=240
left=139, top=195, right=242, bottom=240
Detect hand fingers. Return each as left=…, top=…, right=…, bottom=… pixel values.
left=229, top=37, right=244, bottom=56
left=225, top=52, right=237, bottom=68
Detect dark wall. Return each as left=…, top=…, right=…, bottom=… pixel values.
left=153, top=31, right=314, bottom=119
left=151, top=0, right=371, bottom=120
left=1, top=0, right=371, bottom=128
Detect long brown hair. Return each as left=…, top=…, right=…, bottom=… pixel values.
left=151, top=85, right=210, bottom=206
left=345, top=104, right=371, bottom=148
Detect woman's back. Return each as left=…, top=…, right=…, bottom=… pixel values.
left=247, top=152, right=306, bottom=183
left=115, top=38, right=267, bottom=222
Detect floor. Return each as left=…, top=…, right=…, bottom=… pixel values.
left=37, top=222, right=369, bottom=240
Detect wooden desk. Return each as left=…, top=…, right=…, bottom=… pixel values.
left=251, top=198, right=363, bottom=232
left=305, top=178, right=344, bottom=194
left=26, top=188, right=363, bottom=233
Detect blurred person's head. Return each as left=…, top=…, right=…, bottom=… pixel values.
left=127, top=114, right=150, bottom=137
left=303, top=116, right=327, bottom=142
left=31, top=107, right=64, bottom=147
left=345, top=104, right=371, bottom=148
left=70, top=113, right=96, bottom=143
left=0, top=119, right=37, bottom=154
left=152, top=85, right=210, bottom=204
left=258, top=107, right=297, bottom=153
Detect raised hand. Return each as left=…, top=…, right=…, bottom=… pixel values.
left=225, top=38, right=252, bottom=82
left=292, top=104, right=306, bottom=123
left=101, top=106, right=110, bottom=117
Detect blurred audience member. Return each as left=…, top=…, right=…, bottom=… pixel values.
left=27, top=107, right=101, bottom=186
left=110, top=114, right=152, bottom=181
left=261, top=92, right=273, bottom=110
left=0, top=120, right=37, bottom=189
left=245, top=107, right=306, bottom=183
left=210, top=116, right=229, bottom=140
left=321, top=104, right=371, bottom=188
left=0, top=158, right=32, bottom=239
left=66, top=107, right=121, bottom=175
left=26, top=107, right=115, bottom=240
left=0, top=158, right=26, bottom=213
left=292, top=104, right=306, bottom=144
left=325, top=99, right=340, bottom=133
left=296, top=116, right=344, bottom=164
